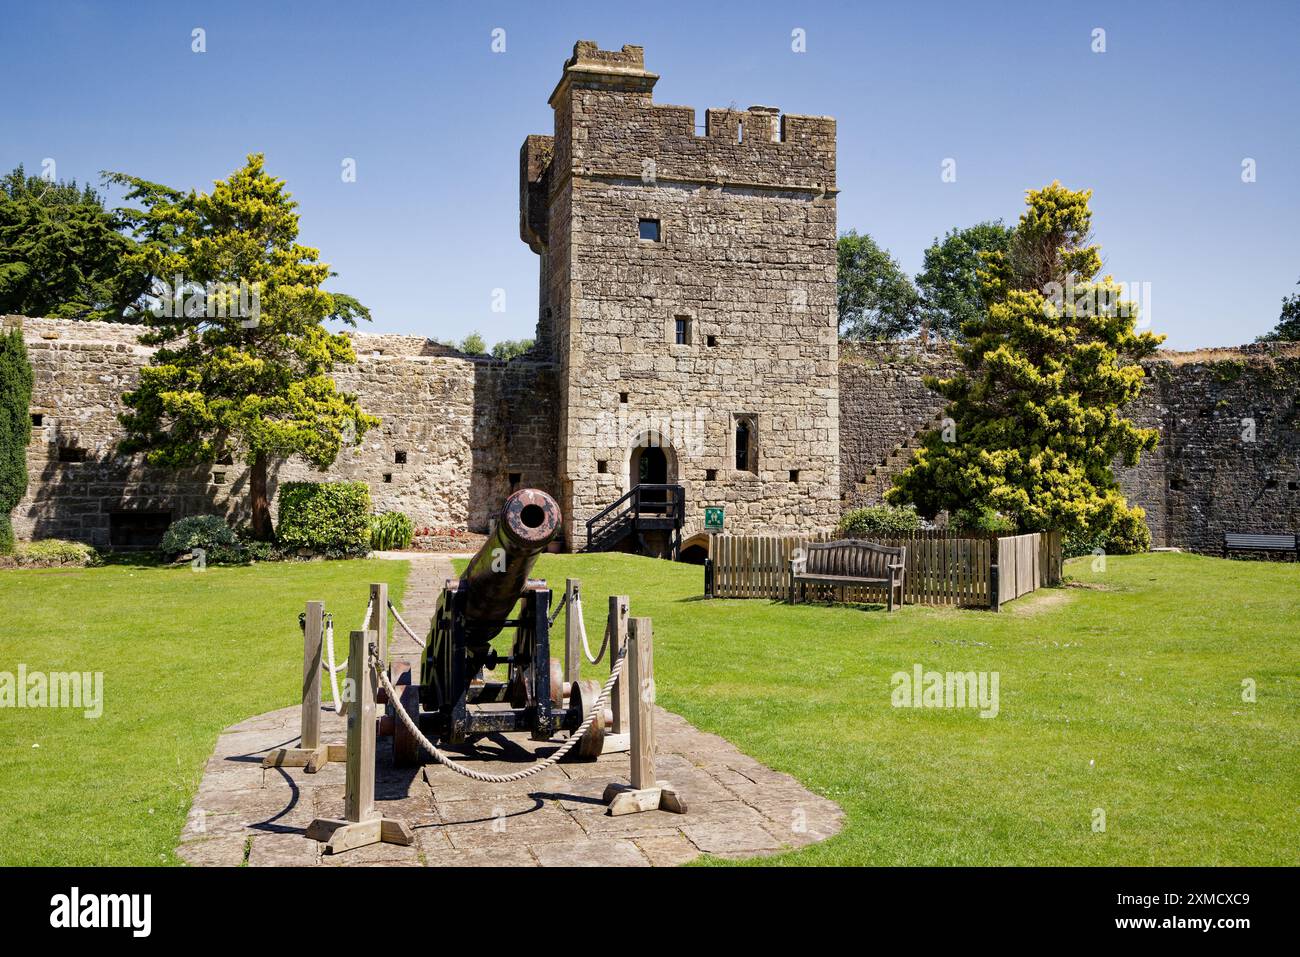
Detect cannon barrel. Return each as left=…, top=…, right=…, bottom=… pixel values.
left=459, top=488, right=561, bottom=646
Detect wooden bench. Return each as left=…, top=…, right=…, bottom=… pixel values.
left=790, top=539, right=907, bottom=611
left=1223, top=532, right=1298, bottom=560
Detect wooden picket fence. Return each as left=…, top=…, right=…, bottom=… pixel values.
left=708, top=529, right=1061, bottom=610
left=993, top=531, right=1063, bottom=607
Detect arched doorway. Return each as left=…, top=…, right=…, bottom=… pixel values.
left=627, top=432, right=677, bottom=513
left=634, top=445, right=668, bottom=486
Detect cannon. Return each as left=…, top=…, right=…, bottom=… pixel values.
left=388, top=488, right=607, bottom=766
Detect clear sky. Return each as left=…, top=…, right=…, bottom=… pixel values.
left=3, top=0, right=1297, bottom=349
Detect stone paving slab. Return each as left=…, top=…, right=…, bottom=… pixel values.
left=176, top=553, right=843, bottom=866
left=180, top=699, right=842, bottom=866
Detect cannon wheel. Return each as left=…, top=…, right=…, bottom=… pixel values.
left=570, top=678, right=606, bottom=760
left=390, top=661, right=421, bottom=767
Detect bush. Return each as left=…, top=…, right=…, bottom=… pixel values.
left=370, top=511, right=414, bottom=551
left=837, top=503, right=923, bottom=538
left=0, top=327, right=34, bottom=556
left=159, top=515, right=238, bottom=558
left=1, top=539, right=100, bottom=567
left=1107, top=507, right=1152, bottom=555
left=950, top=506, right=1016, bottom=536
left=1061, top=508, right=1150, bottom=560
left=277, top=481, right=371, bottom=557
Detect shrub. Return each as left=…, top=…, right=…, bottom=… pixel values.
left=1062, top=529, right=1108, bottom=559
left=159, top=515, right=238, bottom=558
left=1, top=539, right=101, bottom=567
left=242, top=540, right=276, bottom=563
left=1062, top=508, right=1150, bottom=559
left=837, top=503, right=923, bottom=538
left=950, top=506, right=1016, bottom=536
left=276, top=481, right=371, bottom=556
left=370, top=511, right=414, bottom=551
left=0, top=327, right=33, bottom=556
left=1107, top=507, right=1152, bottom=555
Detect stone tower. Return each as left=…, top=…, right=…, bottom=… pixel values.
left=521, top=41, right=841, bottom=550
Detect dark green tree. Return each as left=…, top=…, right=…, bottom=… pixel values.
left=0, top=325, right=34, bottom=553
left=837, top=230, right=920, bottom=340
left=1257, top=279, right=1300, bottom=341
left=111, top=154, right=378, bottom=540
left=887, top=183, right=1163, bottom=548
left=0, top=166, right=147, bottom=322
left=458, top=332, right=487, bottom=355
left=491, top=337, right=534, bottom=361
left=915, top=221, right=1014, bottom=341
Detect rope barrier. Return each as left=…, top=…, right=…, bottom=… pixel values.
left=572, top=592, right=609, bottom=664
left=375, top=644, right=627, bottom=784
left=547, top=590, right=568, bottom=627
left=387, top=599, right=428, bottom=649
left=322, top=598, right=374, bottom=714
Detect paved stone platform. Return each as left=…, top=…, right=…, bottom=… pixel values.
left=175, top=552, right=842, bottom=866
left=177, top=703, right=843, bottom=867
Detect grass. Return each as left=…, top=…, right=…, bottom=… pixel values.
left=534, top=551, right=1300, bottom=865
left=0, top=558, right=406, bottom=866
left=1, top=550, right=1295, bottom=865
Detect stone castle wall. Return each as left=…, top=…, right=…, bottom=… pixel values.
left=836, top=339, right=1300, bottom=551
left=10, top=315, right=1298, bottom=554
left=11, top=316, right=557, bottom=548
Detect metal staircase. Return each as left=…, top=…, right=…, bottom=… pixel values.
left=584, top=484, right=686, bottom=559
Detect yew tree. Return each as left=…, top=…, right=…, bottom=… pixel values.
left=114, top=154, right=377, bottom=539
left=887, top=182, right=1164, bottom=546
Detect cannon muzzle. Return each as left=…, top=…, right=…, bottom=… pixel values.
left=460, top=488, right=560, bottom=645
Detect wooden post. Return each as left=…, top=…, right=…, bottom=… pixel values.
left=563, top=578, right=580, bottom=688
left=602, top=617, right=686, bottom=816
left=628, top=617, right=655, bottom=789
left=608, top=595, right=629, bottom=734
left=306, top=629, right=414, bottom=854
left=369, top=582, right=388, bottom=672
left=344, top=628, right=376, bottom=823
left=263, top=601, right=331, bottom=772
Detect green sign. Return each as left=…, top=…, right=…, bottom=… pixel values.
left=704, top=506, right=725, bottom=531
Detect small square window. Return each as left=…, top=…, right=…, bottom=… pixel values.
left=211, top=471, right=226, bottom=485
left=508, top=472, right=522, bottom=489
left=383, top=473, right=393, bottom=484
left=674, top=317, right=692, bottom=346
left=1289, top=481, right=1298, bottom=491
left=638, top=219, right=660, bottom=242
left=619, top=391, right=629, bottom=404
left=58, top=445, right=87, bottom=463
left=706, top=335, right=717, bottom=347
left=1265, top=478, right=1278, bottom=490
left=30, top=412, right=43, bottom=427
left=597, top=460, right=608, bottom=474
left=789, top=470, right=800, bottom=482
left=394, top=450, right=407, bottom=464
left=705, top=469, right=717, bottom=482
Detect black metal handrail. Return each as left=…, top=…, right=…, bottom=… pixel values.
left=585, top=483, right=685, bottom=550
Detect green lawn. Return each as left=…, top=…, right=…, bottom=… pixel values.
left=0, top=558, right=406, bottom=866
left=1, top=550, right=1296, bottom=865
left=541, top=551, right=1300, bottom=865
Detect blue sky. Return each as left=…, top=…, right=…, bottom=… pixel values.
left=3, top=0, right=1297, bottom=348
